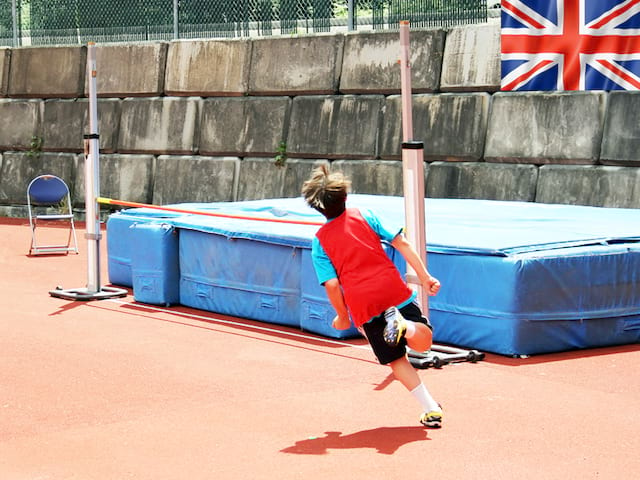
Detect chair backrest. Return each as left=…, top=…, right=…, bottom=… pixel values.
left=27, top=175, right=70, bottom=205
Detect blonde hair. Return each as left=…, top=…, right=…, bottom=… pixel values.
left=301, top=164, right=350, bottom=218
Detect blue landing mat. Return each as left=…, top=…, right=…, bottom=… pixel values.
left=106, top=195, right=640, bottom=355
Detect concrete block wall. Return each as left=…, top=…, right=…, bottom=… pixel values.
left=339, top=30, right=445, bottom=94
left=440, top=23, right=500, bottom=92
left=0, top=48, right=10, bottom=95
left=9, top=46, right=86, bottom=98
left=250, top=35, right=343, bottom=94
left=2, top=23, right=640, bottom=220
left=199, top=97, right=291, bottom=156
left=485, top=92, right=605, bottom=164
left=93, top=42, right=168, bottom=97
left=380, top=93, right=489, bottom=160
left=288, top=95, right=384, bottom=158
left=165, top=39, right=251, bottom=96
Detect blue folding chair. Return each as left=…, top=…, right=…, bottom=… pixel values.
left=27, top=174, right=79, bottom=255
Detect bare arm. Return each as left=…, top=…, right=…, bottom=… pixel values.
left=391, top=233, right=440, bottom=295
left=324, top=278, right=352, bottom=330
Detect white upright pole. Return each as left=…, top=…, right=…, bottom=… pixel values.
left=400, top=21, right=413, bottom=144
left=85, top=42, right=101, bottom=293
left=399, top=21, right=428, bottom=312
left=49, top=43, right=127, bottom=301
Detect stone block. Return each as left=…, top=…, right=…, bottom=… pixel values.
left=118, top=97, right=201, bottom=154
left=153, top=155, right=239, bottom=204
left=380, top=93, right=489, bottom=161
left=91, top=42, right=168, bottom=97
left=0, top=152, right=77, bottom=205
left=426, top=161, right=538, bottom=201
left=84, top=98, right=121, bottom=153
left=9, top=46, right=85, bottom=98
left=249, top=35, right=343, bottom=95
left=199, top=97, right=291, bottom=156
left=42, top=100, right=84, bottom=153
left=600, top=91, right=640, bottom=167
left=0, top=99, right=42, bottom=150
left=282, top=158, right=328, bottom=198
left=536, top=164, right=640, bottom=208
left=165, top=39, right=251, bottom=96
left=43, top=98, right=120, bottom=153
left=440, top=23, right=500, bottom=92
left=236, top=157, right=287, bottom=201
left=0, top=48, right=10, bottom=97
left=287, top=95, right=384, bottom=159
left=332, top=159, right=404, bottom=196
left=74, top=154, right=154, bottom=207
left=485, top=92, right=605, bottom=164
left=340, top=29, right=445, bottom=94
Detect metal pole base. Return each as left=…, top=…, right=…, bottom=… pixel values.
left=408, top=345, right=485, bottom=369
left=49, top=285, right=128, bottom=301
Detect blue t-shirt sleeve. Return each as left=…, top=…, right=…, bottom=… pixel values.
left=311, top=236, right=337, bottom=285
left=360, top=208, right=402, bottom=242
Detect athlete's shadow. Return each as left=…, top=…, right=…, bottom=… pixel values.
left=281, top=426, right=429, bottom=455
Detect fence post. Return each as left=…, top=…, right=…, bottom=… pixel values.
left=347, top=0, right=355, bottom=31
left=173, top=0, right=179, bottom=39
left=11, top=0, right=19, bottom=47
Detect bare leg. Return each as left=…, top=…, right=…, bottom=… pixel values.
left=390, top=355, right=442, bottom=416
left=405, top=321, right=433, bottom=353
left=389, top=356, right=421, bottom=391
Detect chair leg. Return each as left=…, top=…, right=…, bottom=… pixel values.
left=68, top=219, right=79, bottom=254
left=29, top=218, right=79, bottom=255
left=29, top=220, right=37, bottom=255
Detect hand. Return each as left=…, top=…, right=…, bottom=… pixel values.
left=426, top=276, right=441, bottom=296
left=332, top=315, right=351, bottom=330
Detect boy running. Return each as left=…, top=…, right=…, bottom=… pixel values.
left=302, top=165, right=443, bottom=428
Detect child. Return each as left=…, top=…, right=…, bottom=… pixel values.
left=301, top=165, right=443, bottom=428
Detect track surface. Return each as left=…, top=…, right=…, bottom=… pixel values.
left=1, top=218, right=639, bottom=479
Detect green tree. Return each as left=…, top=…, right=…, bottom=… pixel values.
left=76, top=0, right=172, bottom=29
left=0, top=1, right=14, bottom=43
left=30, top=0, right=77, bottom=31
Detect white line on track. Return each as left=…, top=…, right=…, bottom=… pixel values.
left=106, top=298, right=371, bottom=351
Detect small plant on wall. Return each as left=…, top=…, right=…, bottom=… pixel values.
left=27, top=135, right=44, bottom=159
left=275, top=140, right=287, bottom=167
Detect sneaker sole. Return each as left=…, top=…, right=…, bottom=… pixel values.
left=420, top=411, right=443, bottom=428
left=423, top=419, right=442, bottom=428
left=383, top=319, right=405, bottom=346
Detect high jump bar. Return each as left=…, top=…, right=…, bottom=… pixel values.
left=96, top=196, right=325, bottom=226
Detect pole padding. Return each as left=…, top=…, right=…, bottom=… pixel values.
left=97, top=197, right=324, bottom=226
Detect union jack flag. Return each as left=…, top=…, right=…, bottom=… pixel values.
left=501, top=0, right=640, bottom=90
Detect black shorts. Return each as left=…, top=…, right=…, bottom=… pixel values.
left=360, top=301, right=432, bottom=365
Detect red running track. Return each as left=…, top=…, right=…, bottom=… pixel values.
left=1, top=218, right=639, bottom=480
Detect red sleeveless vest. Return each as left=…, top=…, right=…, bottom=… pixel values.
left=316, top=208, right=413, bottom=327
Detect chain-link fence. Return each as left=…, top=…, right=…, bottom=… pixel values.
left=0, top=0, right=487, bottom=47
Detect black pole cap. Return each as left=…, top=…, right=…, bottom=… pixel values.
left=402, top=141, right=424, bottom=150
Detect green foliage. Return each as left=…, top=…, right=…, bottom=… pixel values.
left=26, top=0, right=173, bottom=31
left=27, top=135, right=43, bottom=159
left=29, top=0, right=78, bottom=30
left=274, top=140, right=287, bottom=168
left=57, top=193, right=70, bottom=212
left=4, top=0, right=487, bottom=46
left=0, top=1, right=13, bottom=36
